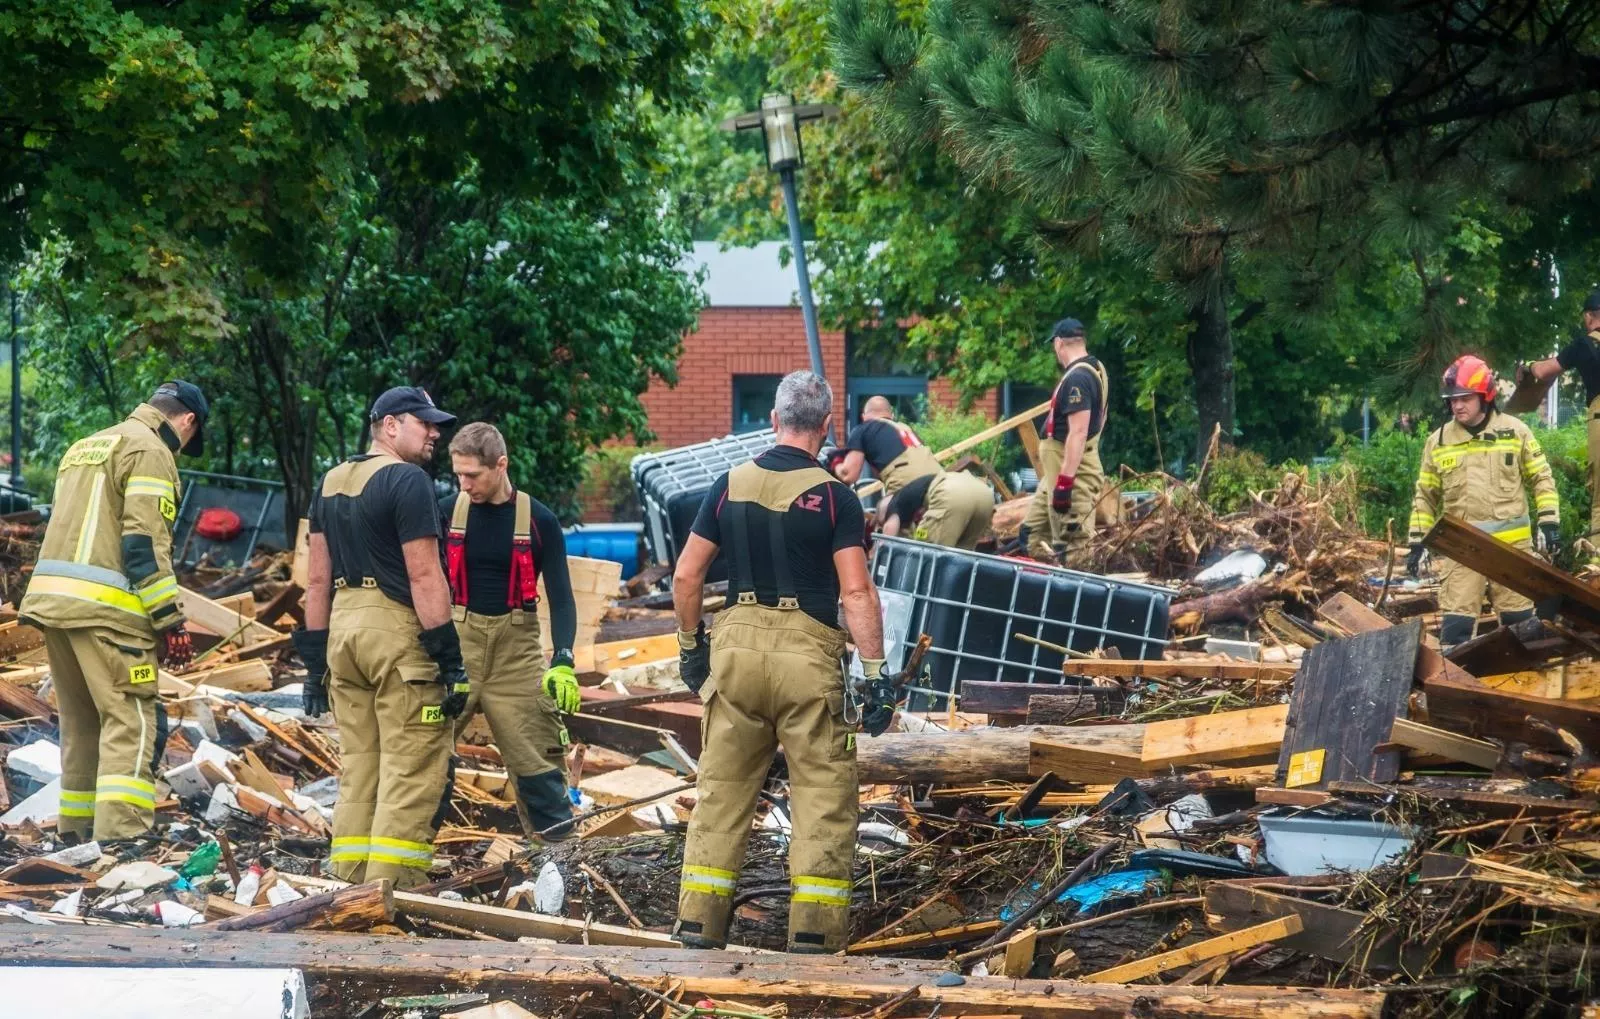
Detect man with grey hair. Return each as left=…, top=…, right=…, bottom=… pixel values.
left=671, top=370, right=900, bottom=954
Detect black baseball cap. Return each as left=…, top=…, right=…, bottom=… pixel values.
left=1050, top=317, right=1086, bottom=339
left=1584, top=289, right=1600, bottom=313
left=369, top=386, right=457, bottom=428
left=152, top=381, right=209, bottom=456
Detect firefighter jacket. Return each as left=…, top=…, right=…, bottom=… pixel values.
left=20, top=404, right=186, bottom=641
left=1407, top=410, right=1559, bottom=546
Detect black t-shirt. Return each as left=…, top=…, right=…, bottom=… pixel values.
left=439, top=491, right=578, bottom=664
left=690, top=445, right=866, bottom=628
left=309, top=455, right=441, bottom=609
left=884, top=473, right=935, bottom=526
left=1047, top=357, right=1106, bottom=441
left=845, top=418, right=924, bottom=473
left=1558, top=332, right=1600, bottom=406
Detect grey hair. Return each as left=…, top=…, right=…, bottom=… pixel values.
left=774, top=370, right=833, bottom=434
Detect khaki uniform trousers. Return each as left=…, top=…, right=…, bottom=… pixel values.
left=917, top=471, right=994, bottom=550
left=327, top=587, right=451, bottom=888
left=1438, top=541, right=1536, bottom=621
left=43, top=625, right=163, bottom=841
left=455, top=609, right=571, bottom=838
left=1023, top=438, right=1105, bottom=558
left=677, top=604, right=856, bottom=952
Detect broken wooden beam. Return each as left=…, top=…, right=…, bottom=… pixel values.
left=1422, top=514, right=1600, bottom=627
left=1387, top=718, right=1501, bottom=770
left=1081, top=915, right=1304, bottom=983
left=212, top=879, right=393, bottom=933
left=1203, top=884, right=1418, bottom=972
left=1140, top=705, right=1287, bottom=768
left=957, top=681, right=1123, bottom=721
left=1423, top=671, right=1600, bottom=751
left=1029, top=726, right=1150, bottom=782
left=857, top=725, right=1135, bottom=785
left=0, top=928, right=1390, bottom=1018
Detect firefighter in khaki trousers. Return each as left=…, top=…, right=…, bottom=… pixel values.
left=1022, top=318, right=1110, bottom=561
left=294, top=386, right=468, bottom=887
left=20, top=382, right=207, bottom=841
left=831, top=395, right=941, bottom=496
left=1406, top=355, right=1560, bottom=648
left=441, top=422, right=579, bottom=839
left=673, top=371, right=903, bottom=953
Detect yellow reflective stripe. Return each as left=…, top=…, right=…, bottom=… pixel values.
left=95, top=791, right=156, bottom=808
left=329, top=836, right=372, bottom=862
left=98, top=775, right=156, bottom=794
left=791, top=875, right=851, bottom=906
left=59, top=806, right=97, bottom=817
left=1492, top=526, right=1531, bottom=544
left=26, top=574, right=149, bottom=617
left=74, top=473, right=107, bottom=563
left=1416, top=472, right=1440, bottom=491
left=682, top=864, right=737, bottom=896
left=60, top=788, right=97, bottom=817
left=126, top=475, right=176, bottom=499
left=1535, top=492, right=1560, bottom=510
left=367, top=850, right=434, bottom=869
left=367, top=836, right=433, bottom=863
left=137, top=575, right=179, bottom=610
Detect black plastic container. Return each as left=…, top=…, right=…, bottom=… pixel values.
left=631, top=430, right=775, bottom=581
left=871, top=535, right=1172, bottom=706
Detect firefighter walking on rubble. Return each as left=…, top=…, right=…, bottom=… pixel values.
left=296, top=386, right=466, bottom=888
left=673, top=371, right=903, bottom=953
left=441, top=422, right=578, bottom=840
left=20, top=381, right=207, bottom=841
left=1407, top=355, right=1560, bottom=648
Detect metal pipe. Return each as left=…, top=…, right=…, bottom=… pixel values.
left=778, top=165, right=833, bottom=443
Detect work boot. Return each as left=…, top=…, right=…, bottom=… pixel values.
left=674, top=921, right=726, bottom=950
left=1498, top=609, right=1535, bottom=628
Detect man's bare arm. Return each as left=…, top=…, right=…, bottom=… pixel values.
left=305, top=532, right=333, bottom=630
left=1060, top=408, right=1091, bottom=478
left=674, top=533, right=720, bottom=633
left=835, top=546, right=884, bottom=659
left=1530, top=357, right=1564, bottom=384
left=834, top=450, right=867, bottom=485
left=402, top=535, right=453, bottom=631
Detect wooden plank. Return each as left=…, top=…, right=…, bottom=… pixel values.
left=1254, top=787, right=1332, bottom=807
left=1028, top=726, right=1150, bottom=783
left=856, top=401, right=1055, bottom=499
left=1388, top=718, right=1501, bottom=769
left=1316, top=591, right=1470, bottom=684
left=1275, top=621, right=1419, bottom=790
left=181, top=659, right=273, bottom=693
left=1064, top=659, right=1297, bottom=683
left=0, top=674, right=54, bottom=722
left=1203, top=884, right=1414, bottom=971
left=215, top=591, right=255, bottom=620
left=589, top=632, right=681, bottom=673
left=565, top=712, right=675, bottom=758
left=582, top=689, right=700, bottom=715
left=1423, top=514, right=1600, bottom=627
left=958, top=681, right=1116, bottom=717
left=1018, top=417, right=1044, bottom=479
left=1326, top=780, right=1599, bottom=817
left=0, top=622, right=44, bottom=658
left=178, top=586, right=280, bottom=645
left=0, top=927, right=1389, bottom=1018
left=1000, top=927, right=1038, bottom=978
left=849, top=920, right=1003, bottom=955
left=1140, top=705, right=1287, bottom=767
left=290, top=518, right=310, bottom=590
left=1081, top=915, right=1304, bottom=984
left=1477, top=662, right=1600, bottom=701
left=1423, top=671, right=1600, bottom=751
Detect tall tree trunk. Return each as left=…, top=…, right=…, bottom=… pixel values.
left=1186, top=285, right=1235, bottom=465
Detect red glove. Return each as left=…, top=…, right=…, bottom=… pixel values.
left=1051, top=473, right=1075, bottom=514
left=160, top=627, right=194, bottom=668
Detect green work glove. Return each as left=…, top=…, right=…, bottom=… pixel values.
left=542, top=664, right=581, bottom=714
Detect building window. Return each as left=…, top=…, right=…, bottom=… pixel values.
left=845, top=331, right=927, bottom=423
left=732, top=374, right=782, bottom=434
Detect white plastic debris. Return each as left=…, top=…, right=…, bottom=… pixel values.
left=265, top=881, right=304, bottom=907
left=161, top=759, right=215, bottom=800
left=1056, top=814, right=1093, bottom=832
left=532, top=860, right=565, bottom=915
left=155, top=900, right=206, bottom=927
left=6, top=739, right=62, bottom=783
left=296, top=776, right=340, bottom=808
left=43, top=841, right=101, bottom=867
left=4, top=903, right=56, bottom=925
left=192, top=739, right=241, bottom=770
left=0, top=778, right=60, bottom=825
left=1193, top=548, right=1268, bottom=588
left=234, top=865, right=264, bottom=906
left=233, top=713, right=269, bottom=743
left=48, top=890, right=82, bottom=917
left=857, top=821, right=912, bottom=855
left=97, top=861, right=178, bottom=893
left=203, top=782, right=241, bottom=825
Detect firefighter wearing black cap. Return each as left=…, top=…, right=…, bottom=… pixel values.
left=1520, top=289, right=1600, bottom=564
left=673, top=370, right=899, bottom=954
left=294, top=386, right=466, bottom=888
left=442, top=422, right=579, bottom=840
left=1021, top=318, right=1109, bottom=560
left=20, top=381, right=207, bottom=840
left=1408, top=355, right=1559, bottom=648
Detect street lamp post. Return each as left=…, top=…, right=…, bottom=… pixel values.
left=720, top=94, right=839, bottom=433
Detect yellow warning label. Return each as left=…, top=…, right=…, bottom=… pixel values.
left=1285, top=748, right=1325, bottom=788
left=129, top=663, right=156, bottom=685
left=420, top=705, right=444, bottom=724
left=159, top=496, right=177, bottom=523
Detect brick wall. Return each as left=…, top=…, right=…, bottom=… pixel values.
left=928, top=376, right=1002, bottom=419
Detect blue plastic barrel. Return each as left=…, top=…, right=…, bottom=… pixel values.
left=564, top=524, right=642, bottom=579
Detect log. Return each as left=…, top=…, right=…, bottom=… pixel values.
left=0, top=674, right=53, bottom=722
left=1026, top=691, right=1125, bottom=725
left=858, top=725, right=1142, bottom=785
left=213, top=879, right=393, bottom=933
left=1169, top=579, right=1284, bottom=631
left=0, top=927, right=1391, bottom=1019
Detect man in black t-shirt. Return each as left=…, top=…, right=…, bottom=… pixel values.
left=298, top=386, right=466, bottom=888
left=1021, top=317, right=1110, bottom=560
left=440, top=422, right=578, bottom=840
left=832, top=396, right=942, bottom=495
left=673, top=371, right=894, bottom=955
left=1521, top=289, right=1600, bottom=563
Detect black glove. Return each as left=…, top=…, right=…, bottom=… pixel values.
left=419, top=622, right=471, bottom=720
left=1541, top=523, right=1563, bottom=560
left=290, top=628, right=330, bottom=717
left=678, top=622, right=711, bottom=694
left=858, top=659, right=904, bottom=737
left=1405, top=543, right=1425, bottom=579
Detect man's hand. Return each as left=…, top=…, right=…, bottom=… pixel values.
left=678, top=622, right=711, bottom=694
left=1541, top=523, right=1563, bottom=561
left=159, top=626, right=193, bottom=668
left=1405, top=543, right=1425, bottom=579
left=858, top=658, right=903, bottom=737
left=419, top=622, right=471, bottom=720
left=290, top=628, right=330, bottom=717
left=542, top=664, right=581, bottom=713
left=1051, top=473, right=1075, bottom=514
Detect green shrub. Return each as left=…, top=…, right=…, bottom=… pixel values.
left=1530, top=419, right=1591, bottom=546
left=582, top=444, right=661, bottom=522
left=911, top=403, right=1023, bottom=475
left=1202, top=446, right=1307, bottom=515
left=1338, top=426, right=1425, bottom=537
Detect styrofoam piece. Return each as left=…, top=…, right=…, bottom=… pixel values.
left=48, top=889, right=82, bottom=917
left=1193, top=549, right=1268, bottom=588
left=162, top=759, right=215, bottom=800
left=155, top=900, right=206, bottom=927
left=44, top=841, right=102, bottom=867
left=7, top=739, right=62, bottom=782
left=532, top=860, right=564, bottom=915
left=203, top=782, right=241, bottom=825
left=6, top=967, right=310, bottom=1018
left=0, top=778, right=60, bottom=825
left=97, top=861, right=178, bottom=892
left=192, top=738, right=240, bottom=770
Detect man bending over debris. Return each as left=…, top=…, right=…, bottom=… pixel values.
left=296, top=386, right=465, bottom=888
left=673, top=370, right=903, bottom=953
left=21, top=381, right=208, bottom=841
left=878, top=467, right=995, bottom=551
left=1022, top=317, right=1110, bottom=561
left=1407, top=355, right=1560, bottom=648
left=831, top=394, right=941, bottom=495
left=441, top=422, right=578, bottom=840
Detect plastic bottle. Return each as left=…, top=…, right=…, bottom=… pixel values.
left=233, top=863, right=263, bottom=906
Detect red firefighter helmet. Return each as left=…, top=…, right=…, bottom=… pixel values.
left=1441, top=354, right=1496, bottom=401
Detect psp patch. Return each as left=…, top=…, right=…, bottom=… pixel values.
left=159, top=496, right=177, bottom=523
left=420, top=705, right=445, bottom=724
left=129, top=663, right=156, bottom=685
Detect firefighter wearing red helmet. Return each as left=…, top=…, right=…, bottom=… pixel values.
left=1407, top=355, right=1560, bottom=647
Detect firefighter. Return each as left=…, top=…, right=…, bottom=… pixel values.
left=441, top=422, right=578, bottom=840
left=673, top=371, right=900, bottom=953
left=294, top=386, right=466, bottom=888
left=20, top=381, right=207, bottom=841
left=1518, top=289, right=1600, bottom=563
left=1407, top=355, right=1560, bottom=648
left=878, top=468, right=995, bottom=551
left=830, top=395, right=940, bottom=495
left=1021, top=318, right=1109, bottom=560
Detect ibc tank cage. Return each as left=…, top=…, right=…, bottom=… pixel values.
left=631, top=429, right=776, bottom=574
